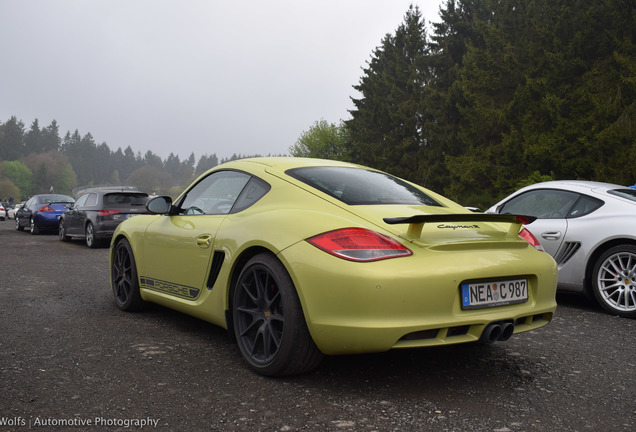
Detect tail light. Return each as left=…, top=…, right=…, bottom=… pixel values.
left=519, top=228, right=545, bottom=252
left=515, top=215, right=534, bottom=225
left=307, top=228, right=412, bottom=262
left=40, top=205, right=54, bottom=212
left=97, top=209, right=120, bottom=216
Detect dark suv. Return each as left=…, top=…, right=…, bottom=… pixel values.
left=59, top=189, right=149, bottom=248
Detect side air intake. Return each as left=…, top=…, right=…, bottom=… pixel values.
left=207, top=250, right=225, bottom=290
left=555, top=242, right=581, bottom=266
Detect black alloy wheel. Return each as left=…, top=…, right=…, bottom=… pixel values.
left=111, top=239, right=145, bottom=311
left=232, top=253, right=323, bottom=376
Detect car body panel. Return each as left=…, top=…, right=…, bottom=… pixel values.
left=140, top=215, right=225, bottom=296
left=486, top=181, right=636, bottom=293
left=111, top=157, right=558, bottom=356
left=527, top=218, right=568, bottom=257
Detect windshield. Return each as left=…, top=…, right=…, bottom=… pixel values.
left=286, top=166, right=441, bottom=206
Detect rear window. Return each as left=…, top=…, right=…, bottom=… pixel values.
left=286, top=166, right=441, bottom=206
left=38, top=194, right=74, bottom=204
left=608, top=188, right=636, bottom=203
left=103, top=193, right=148, bottom=207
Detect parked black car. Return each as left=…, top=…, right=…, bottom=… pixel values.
left=59, top=189, right=149, bottom=248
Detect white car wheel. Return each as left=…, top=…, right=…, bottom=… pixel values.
left=592, top=245, right=636, bottom=318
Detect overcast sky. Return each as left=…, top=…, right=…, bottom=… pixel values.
left=0, top=0, right=444, bottom=161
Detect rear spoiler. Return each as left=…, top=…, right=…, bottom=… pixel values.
left=383, top=214, right=536, bottom=238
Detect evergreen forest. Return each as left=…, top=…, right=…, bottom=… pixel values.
left=1, top=0, right=635, bottom=209
left=295, top=0, right=636, bottom=208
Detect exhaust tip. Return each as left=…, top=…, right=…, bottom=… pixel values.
left=480, top=323, right=502, bottom=343
left=500, top=322, right=515, bottom=341
left=480, top=321, right=515, bottom=343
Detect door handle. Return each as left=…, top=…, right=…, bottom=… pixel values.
left=196, top=234, right=212, bottom=249
left=541, top=231, right=562, bottom=241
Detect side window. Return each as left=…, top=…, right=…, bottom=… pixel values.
left=567, top=195, right=603, bottom=218
left=85, top=193, right=98, bottom=207
left=74, top=194, right=89, bottom=208
left=232, top=177, right=271, bottom=213
left=499, top=189, right=580, bottom=219
left=179, top=170, right=251, bottom=215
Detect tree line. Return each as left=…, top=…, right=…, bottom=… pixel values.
left=0, top=116, right=258, bottom=201
left=292, top=0, right=635, bottom=208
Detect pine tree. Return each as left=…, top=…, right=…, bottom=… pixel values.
left=41, top=120, right=61, bottom=153
left=24, top=119, right=42, bottom=155
left=0, top=116, right=26, bottom=160
left=347, top=5, right=432, bottom=183
left=441, top=0, right=532, bottom=203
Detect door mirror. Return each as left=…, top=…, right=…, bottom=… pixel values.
left=147, top=196, right=173, bottom=214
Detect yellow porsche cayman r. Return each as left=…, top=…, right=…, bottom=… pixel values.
left=110, top=157, right=557, bottom=376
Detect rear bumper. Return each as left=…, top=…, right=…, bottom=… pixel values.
left=309, top=310, right=555, bottom=354
left=93, top=221, right=120, bottom=240
left=279, top=241, right=558, bottom=355
left=35, top=213, right=63, bottom=230
left=93, top=214, right=141, bottom=240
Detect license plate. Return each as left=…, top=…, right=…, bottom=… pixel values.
left=461, top=278, right=528, bottom=309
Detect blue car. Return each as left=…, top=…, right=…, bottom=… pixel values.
left=15, top=194, right=75, bottom=234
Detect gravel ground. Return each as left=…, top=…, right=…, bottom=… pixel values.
left=0, top=220, right=634, bottom=431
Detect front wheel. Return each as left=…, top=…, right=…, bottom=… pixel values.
left=111, top=239, right=146, bottom=311
left=232, top=253, right=323, bottom=376
left=15, top=217, right=24, bottom=231
left=592, top=245, right=636, bottom=318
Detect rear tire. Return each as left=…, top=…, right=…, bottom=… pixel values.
left=59, top=219, right=70, bottom=242
left=232, top=253, right=323, bottom=376
left=592, top=245, right=636, bottom=318
left=85, top=222, right=101, bottom=248
left=111, top=239, right=146, bottom=311
left=30, top=217, right=40, bottom=235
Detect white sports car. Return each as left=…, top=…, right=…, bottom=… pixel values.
left=7, top=203, right=24, bottom=219
left=487, top=181, right=636, bottom=318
